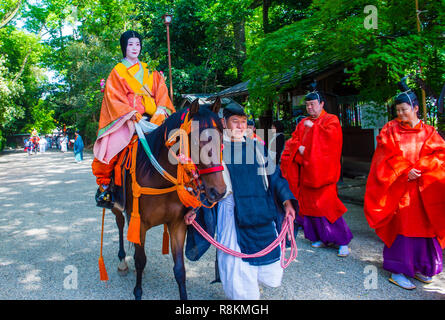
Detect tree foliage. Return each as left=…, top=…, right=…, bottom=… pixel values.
left=0, top=18, right=46, bottom=146
left=244, top=0, right=445, bottom=120
left=1, top=0, right=443, bottom=150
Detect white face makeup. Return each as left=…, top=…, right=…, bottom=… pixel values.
left=125, top=37, right=141, bottom=63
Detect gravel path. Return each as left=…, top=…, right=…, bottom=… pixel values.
left=0, top=149, right=444, bottom=300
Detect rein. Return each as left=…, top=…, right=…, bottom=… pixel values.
left=191, top=214, right=297, bottom=269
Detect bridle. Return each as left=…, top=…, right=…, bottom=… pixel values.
left=126, top=109, right=225, bottom=246
left=134, top=109, right=224, bottom=209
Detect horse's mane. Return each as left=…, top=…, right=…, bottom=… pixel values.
left=136, top=107, right=223, bottom=178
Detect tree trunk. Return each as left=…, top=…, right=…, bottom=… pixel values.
left=0, top=0, right=22, bottom=29
left=263, top=0, right=270, bottom=34
left=438, top=112, right=445, bottom=140
left=13, top=24, right=45, bottom=83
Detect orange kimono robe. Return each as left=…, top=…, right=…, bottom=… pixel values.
left=281, top=110, right=347, bottom=223
left=364, top=119, right=445, bottom=248
left=92, top=60, right=174, bottom=185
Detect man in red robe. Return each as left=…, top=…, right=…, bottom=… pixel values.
left=281, top=88, right=353, bottom=257
left=364, top=80, right=445, bottom=290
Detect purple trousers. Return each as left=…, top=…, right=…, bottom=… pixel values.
left=383, top=235, right=443, bottom=277
left=302, top=215, right=353, bottom=246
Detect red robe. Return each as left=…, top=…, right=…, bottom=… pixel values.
left=364, top=119, right=445, bottom=248
left=281, top=110, right=347, bottom=223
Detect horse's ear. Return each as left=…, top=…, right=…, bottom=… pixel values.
left=189, top=98, right=200, bottom=117
left=211, top=97, right=221, bottom=114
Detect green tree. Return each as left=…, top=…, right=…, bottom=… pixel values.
left=135, top=0, right=255, bottom=97
left=0, top=21, right=46, bottom=148
left=244, top=0, right=445, bottom=125
left=23, top=99, right=56, bottom=134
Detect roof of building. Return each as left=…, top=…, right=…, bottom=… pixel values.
left=179, top=93, right=236, bottom=108
left=210, top=51, right=348, bottom=98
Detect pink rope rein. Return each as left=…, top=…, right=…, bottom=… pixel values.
left=191, top=215, right=297, bottom=269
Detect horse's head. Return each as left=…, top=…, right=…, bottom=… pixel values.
left=188, top=98, right=226, bottom=203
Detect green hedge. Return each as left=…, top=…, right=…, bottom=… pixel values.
left=0, top=129, right=6, bottom=151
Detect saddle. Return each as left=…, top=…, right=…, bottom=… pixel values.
left=112, top=117, right=158, bottom=211
left=110, top=133, right=171, bottom=254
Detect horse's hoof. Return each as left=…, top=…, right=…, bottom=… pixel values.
left=133, top=287, right=143, bottom=300
left=118, top=261, right=129, bottom=276
left=118, top=266, right=129, bottom=276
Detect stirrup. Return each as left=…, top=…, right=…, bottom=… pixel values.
left=95, top=187, right=114, bottom=209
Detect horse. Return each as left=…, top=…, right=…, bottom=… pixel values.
left=111, top=98, right=226, bottom=300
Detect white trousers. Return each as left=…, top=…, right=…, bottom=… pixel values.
left=216, top=194, right=283, bottom=300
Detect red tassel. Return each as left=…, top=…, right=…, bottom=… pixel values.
left=127, top=197, right=141, bottom=245
left=99, top=208, right=108, bottom=282
left=98, top=256, right=109, bottom=281
left=162, top=224, right=169, bottom=255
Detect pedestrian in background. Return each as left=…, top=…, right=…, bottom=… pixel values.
left=74, top=130, right=84, bottom=162
left=60, top=134, right=68, bottom=152
left=39, top=136, right=47, bottom=153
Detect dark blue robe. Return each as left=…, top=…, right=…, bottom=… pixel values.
left=186, top=138, right=295, bottom=266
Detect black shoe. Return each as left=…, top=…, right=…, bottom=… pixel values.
left=95, top=187, right=114, bottom=209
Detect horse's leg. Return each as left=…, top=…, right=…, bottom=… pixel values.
left=113, top=209, right=128, bottom=275
left=133, top=226, right=147, bottom=300
left=168, top=219, right=188, bottom=300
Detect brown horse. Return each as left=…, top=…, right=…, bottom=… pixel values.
left=111, top=98, right=226, bottom=300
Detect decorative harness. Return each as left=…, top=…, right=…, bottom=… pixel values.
left=127, top=110, right=224, bottom=246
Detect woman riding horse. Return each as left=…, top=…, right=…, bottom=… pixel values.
left=92, top=30, right=175, bottom=208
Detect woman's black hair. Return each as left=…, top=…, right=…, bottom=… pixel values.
left=120, top=30, right=143, bottom=58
